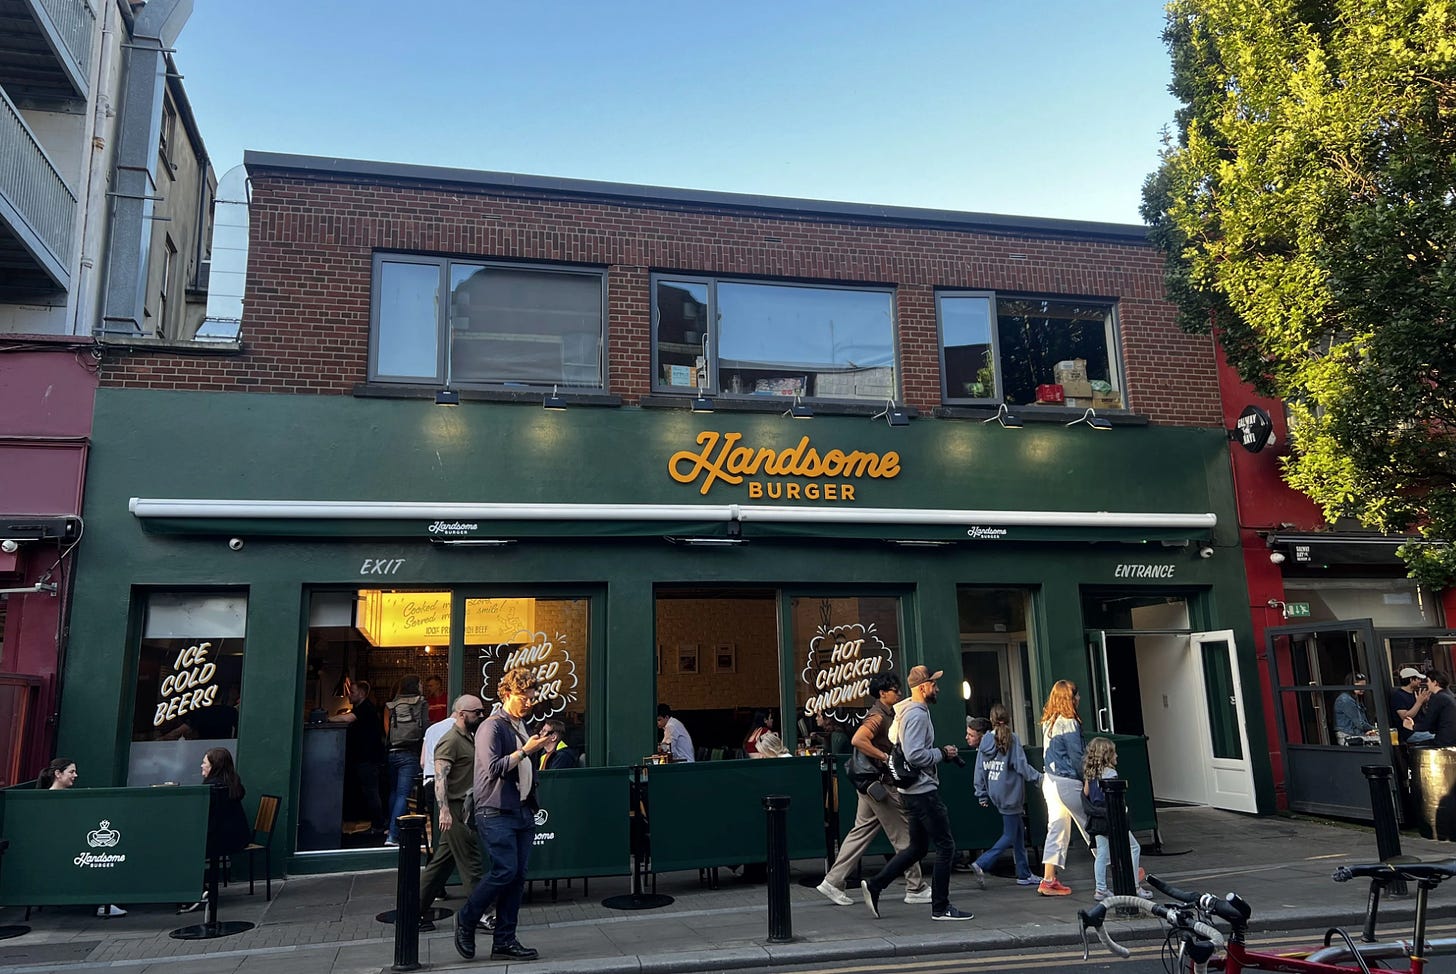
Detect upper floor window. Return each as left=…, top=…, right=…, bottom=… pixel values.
left=937, top=292, right=1123, bottom=410
left=653, top=276, right=896, bottom=401
left=370, top=255, right=605, bottom=389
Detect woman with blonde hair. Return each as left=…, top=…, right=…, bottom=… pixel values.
left=1036, top=679, right=1088, bottom=896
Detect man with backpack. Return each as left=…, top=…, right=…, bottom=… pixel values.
left=816, top=672, right=931, bottom=907
left=384, top=676, right=428, bottom=846
left=860, top=665, right=973, bottom=922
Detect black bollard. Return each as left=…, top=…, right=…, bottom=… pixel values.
left=1362, top=765, right=1407, bottom=897
left=392, top=813, right=427, bottom=972
left=1101, top=778, right=1137, bottom=913
left=764, top=794, right=793, bottom=943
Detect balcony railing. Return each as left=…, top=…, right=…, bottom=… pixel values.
left=32, top=0, right=96, bottom=98
left=0, top=85, right=77, bottom=289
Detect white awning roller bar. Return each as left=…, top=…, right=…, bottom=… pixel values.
left=129, top=498, right=1216, bottom=531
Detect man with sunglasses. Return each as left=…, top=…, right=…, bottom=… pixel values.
left=455, top=669, right=552, bottom=962
left=418, top=695, right=490, bottom=927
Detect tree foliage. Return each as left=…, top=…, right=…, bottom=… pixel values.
left=1142, top=0, right=1456, bottom=588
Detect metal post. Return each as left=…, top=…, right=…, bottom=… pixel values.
left=1102, top=779, right=1137, bottom=912
left=1362, top=765, right=1407, bottom=897
left=764, top=794, right=793, bottom=943
left=392, top=814, right=426, bottom=973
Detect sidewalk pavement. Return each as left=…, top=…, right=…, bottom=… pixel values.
left=2, top=806, right=1454, bottom=974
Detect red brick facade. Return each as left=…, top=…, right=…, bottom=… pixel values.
left=102, top=165, right=1221, bottom=427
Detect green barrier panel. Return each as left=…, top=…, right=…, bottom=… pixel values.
left=646, top=757, right=824, bottom=873
left=526, top=766, right=631, bottom=880
left=834, top=756, right=893, bottom=859
left=0, top=786, right=209, bottom=905
left=834, top=757, right=1004, bottom=863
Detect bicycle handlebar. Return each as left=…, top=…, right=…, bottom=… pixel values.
left=1147, top=873, right=1199, bottom=904
left=1079, top=896, right=1227, bottom=961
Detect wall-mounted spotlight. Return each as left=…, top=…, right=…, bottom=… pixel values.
left=690, top=393, right=715, bottom=413
left=434, top=388, right=460, bottom=407
left=1198, top=545, right=1214, bottom=559
left=543, top=385, right=567, bottom=411
left=871, top=399, right=910, bottom=427
left=981, top=403, right=1023, bottom=429
left=783, top=394, right=813, bottom=420
left=1066, top=408, right=1112, bottom=431
left=1269, top=551, right=1287, bottom=564
left=0, top=539, right=18, bottom=554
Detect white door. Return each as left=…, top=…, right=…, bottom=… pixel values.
left=1192, top=629, right=1259, bottom=813
left=1086, top=630, right=1115, bottom=733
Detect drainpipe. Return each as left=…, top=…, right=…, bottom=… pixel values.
left=97, top=0, right=193, bottom=336
left=72, top=0, right=119, bottom=336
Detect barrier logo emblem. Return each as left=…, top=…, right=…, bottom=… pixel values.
left=75, top=819, right=127, bottom=868
left=86, top=820, right=121, bottom=848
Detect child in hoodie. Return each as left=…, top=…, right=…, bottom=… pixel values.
left=971, top=704, right=1042, bottom=887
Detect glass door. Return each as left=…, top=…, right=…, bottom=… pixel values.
left=1268, top=619, right=1392, bottom=819
left=1086, top=629, right=1115, bottom=733
left=1192, top=630, right=1257, bottom=813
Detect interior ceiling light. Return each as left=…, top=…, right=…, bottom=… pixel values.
left=1065, top=408, right=1112, bottom=431
left=434, top=388, right=460, bottom=407
left=870, top=399, right=910, bottom=427
left=783, top=395, right=813, bottom=420
left=543, top=385, right=567, bottom=411
left=981, top=403, right=1023, bottom=429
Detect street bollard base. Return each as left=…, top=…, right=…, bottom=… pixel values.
left=0, top=926, right=30, bottom=941
left=377, top=906, right=451, bottom=924
left=602, top=892, right=674, bottom=910
left=170, top=920, right=255, bottom=940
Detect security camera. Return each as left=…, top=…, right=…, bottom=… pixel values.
left=0, top=539, right=17, bottom=554
left=1198, top=546, right=1215, bottom=559
left=1269, top=551, right=1286, bottom=564
left=227, top=537, right=244, bottom=551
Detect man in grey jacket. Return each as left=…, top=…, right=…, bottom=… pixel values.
left=860, top=665, right=973, bottom=922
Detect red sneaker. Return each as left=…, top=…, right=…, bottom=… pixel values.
left=1037, top=879, right=1073, bottom=896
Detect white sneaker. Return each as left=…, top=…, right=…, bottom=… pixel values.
left=97, top=904, right=127, bottom=918
left=816, top=880, right=853, bottom=906
left=904, top=887, right=932, bottom=904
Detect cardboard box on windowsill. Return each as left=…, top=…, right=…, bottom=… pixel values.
left=1092, top=391, right=1123, bottom=410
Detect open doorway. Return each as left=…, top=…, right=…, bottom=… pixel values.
left=1084, top=592, right=1257, bottom=813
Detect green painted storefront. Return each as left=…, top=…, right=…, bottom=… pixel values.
left=52, top=388, right=1269, bottom=877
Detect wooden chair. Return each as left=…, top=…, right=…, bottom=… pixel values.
left=245, top=794, right=281, bottom=900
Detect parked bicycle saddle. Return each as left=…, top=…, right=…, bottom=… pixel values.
left=1334, top=861, right=1456, bottom=885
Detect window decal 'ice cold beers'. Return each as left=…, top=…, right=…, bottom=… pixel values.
left=800, top=622, right=895, bottom=724
left=669, top=431, right=900, bottom=500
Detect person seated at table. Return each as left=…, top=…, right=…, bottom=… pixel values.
left=180, top=747, right=252, bottom=914
left=39, top=758, right=127, bottom=918
left=1334, top=672, right=1377, bottom=745
left=744, top=711, right=788, bottom=757
left=812, top=713, right=852, bottom=754
left=656, top=704, right=695, bottom=762
left=536, top=718, right=579, bottom=770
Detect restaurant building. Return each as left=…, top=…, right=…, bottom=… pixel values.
left=56, top=153, right=1267, bottom=875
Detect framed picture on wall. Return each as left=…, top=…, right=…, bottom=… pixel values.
left=677, top=644, right=699, bottom=674
left=714, top=643, right=736, bottom=673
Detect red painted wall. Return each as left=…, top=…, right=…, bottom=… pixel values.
left=0, top=336, right=97, bottom=781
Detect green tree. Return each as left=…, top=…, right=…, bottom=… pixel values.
left=1142, top=0, right=1456, bottom=587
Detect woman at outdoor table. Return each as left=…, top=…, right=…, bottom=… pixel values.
left=38, top=758, right=127, bottom=918
left=179, top=747, right=252, bottom=914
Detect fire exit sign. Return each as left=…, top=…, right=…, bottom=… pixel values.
left=1285, top=602, right=1311, bottom=618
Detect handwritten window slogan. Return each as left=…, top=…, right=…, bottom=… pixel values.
left=795, top=596, right=899, bottom=726
left=470, top=598, right=588, bottom=724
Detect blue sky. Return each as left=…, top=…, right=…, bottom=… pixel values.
left=182, top=1, right=1178, bottom=226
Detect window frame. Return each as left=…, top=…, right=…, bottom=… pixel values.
left=368, top=253, right=608, bottom=390
left=936, top=290, right=1126, bottom=409
left=650, top=273, right=899, bottom=401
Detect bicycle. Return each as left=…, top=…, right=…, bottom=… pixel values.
left=1078, top=861, right=1456, bottom=974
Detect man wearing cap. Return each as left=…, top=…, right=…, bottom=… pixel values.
left=860, top=665, right=973, bottom=923
left=1391, top=667, right=1430, bottom=744
left=816, top=672, right=931, bottom=908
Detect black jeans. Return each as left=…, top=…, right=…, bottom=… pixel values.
left=867, top=789, right=956, bottom=912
